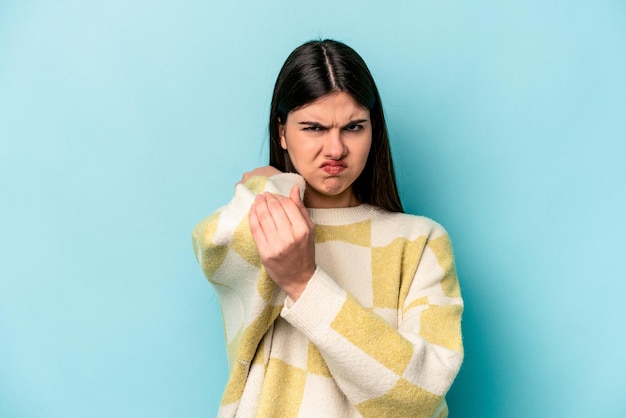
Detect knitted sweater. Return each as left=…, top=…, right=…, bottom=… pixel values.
left=192, top=173, right=463, bottom=418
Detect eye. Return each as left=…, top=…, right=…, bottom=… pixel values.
left=345, top=123, right=364, bottom=132
left=302, top=125, right=324, bottom=132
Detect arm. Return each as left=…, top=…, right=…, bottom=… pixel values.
left=192, top=169, right=305, bottom=286
left=191, top=169, right=305, bottom=369
left=248, top=186, right=316, bottom=300
left=281, top=229, right=463, bottom=418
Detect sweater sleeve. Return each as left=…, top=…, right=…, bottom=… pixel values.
left=191, top=173, right=305, bottom=369
left=192, top=172, right=305, bottom=286
left=280, top=227, right=463, bottom=418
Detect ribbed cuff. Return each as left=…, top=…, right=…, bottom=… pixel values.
left=267, top=173, right=306, bottom=198
left=281, top=267, right=347, bottom=341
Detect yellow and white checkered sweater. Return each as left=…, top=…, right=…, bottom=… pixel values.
left=192, top=173, right=463, bottom=417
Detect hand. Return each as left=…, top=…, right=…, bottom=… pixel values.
left=239, top=166, right=283, bottom=185
left=249, top=185, right=316, bottom=301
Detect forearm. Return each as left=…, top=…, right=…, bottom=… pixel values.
left=191, top=173, right=307, bottom=369
left=192, top=173, right=305, bottom=281
left=281, top=267, right=463, bottom=417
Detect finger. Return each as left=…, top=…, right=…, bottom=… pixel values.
left=264, top=192, right=294, bottom=232
left=279, top=199, right=310, bottom=233
left=289, top=185, right=310, bottom=220
left=258, top=192, right=295, bottom=237
left=289, top=185, right=301, bottom=205
left=286, top=185, right=314, bottom=228
left=252, top=194, right=278, bottom=235
left=248, top=201, right=268, bottom=247
left=238, top=171, right=249, bottom=185
left=279, top=195, right=314, bottom=239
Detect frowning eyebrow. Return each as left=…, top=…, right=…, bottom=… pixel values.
left=297, top=119, right=369, bottom=128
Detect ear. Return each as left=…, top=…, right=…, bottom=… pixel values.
left=278, top=120, right=287, bottom=150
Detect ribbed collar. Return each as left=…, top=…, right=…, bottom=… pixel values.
left=307, top=204, right=382, bottom=226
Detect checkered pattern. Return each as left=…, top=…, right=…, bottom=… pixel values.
left=192, top=173, right=463, bottom=417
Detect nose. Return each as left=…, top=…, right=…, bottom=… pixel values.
left=323, top=129, right=347, bottom=159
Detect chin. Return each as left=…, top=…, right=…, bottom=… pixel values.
left=320, top=185, right=348, bottom=195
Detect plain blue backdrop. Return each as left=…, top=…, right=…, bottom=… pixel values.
left=1, top=1, right=625, bottom=416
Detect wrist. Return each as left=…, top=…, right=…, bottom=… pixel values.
left=283, top=267, right=316, bottom=301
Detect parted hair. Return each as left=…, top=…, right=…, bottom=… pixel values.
left=269, top=39, right=403, bottom=213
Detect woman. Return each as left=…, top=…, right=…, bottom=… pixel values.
left=193, top=39, right=463, bottom=417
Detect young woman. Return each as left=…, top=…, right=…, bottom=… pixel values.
left=193, top=39, right=463, bottom=417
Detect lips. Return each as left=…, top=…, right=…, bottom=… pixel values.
left=320, top=161, right=347, bottom=175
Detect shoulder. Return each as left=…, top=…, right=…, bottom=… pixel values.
left=369, top=208, right=449, bottom=244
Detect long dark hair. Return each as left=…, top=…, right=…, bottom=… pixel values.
left=269, top=39, right=403, bottom=213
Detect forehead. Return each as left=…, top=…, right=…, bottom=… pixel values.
left=289, top=92, right=369, bottom=122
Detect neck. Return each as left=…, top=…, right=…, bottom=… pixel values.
left=303, top=187, right=360, bottom=209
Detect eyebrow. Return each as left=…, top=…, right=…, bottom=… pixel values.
left=297, top=119, right=370, bottom=128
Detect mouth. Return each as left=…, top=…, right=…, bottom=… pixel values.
left=320, top=161, right=347, bottom=175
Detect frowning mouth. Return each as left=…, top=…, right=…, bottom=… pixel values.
left=320, top=161, right=347, bottom=175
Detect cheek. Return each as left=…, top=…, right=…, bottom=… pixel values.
left=358, top=139, right=373, bottom=165
left=285, top=146, right=307, bottom=173
left=287, top=140, right=316, bottom=163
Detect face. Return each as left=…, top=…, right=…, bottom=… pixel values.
left=279, top=91, right=372, bottom=208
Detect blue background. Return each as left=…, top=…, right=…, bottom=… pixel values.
left=1, top=1, right=625, bottom=416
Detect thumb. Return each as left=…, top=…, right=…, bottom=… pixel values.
left=289, top=185, right=308, bottom=215
left=289, top=184, right=314, bottom=229
left=289, top=184, right=303, bottom=205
